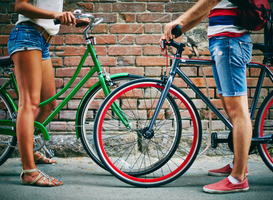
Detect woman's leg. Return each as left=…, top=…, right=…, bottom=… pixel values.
left=12, top=50, right=61, bottom=185
left=33, top=59, right=57, bottom=163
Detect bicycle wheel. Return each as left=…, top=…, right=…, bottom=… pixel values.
left=255, top=90, right=273, bottom=172
left=94, top=79, right=202, bottom=187
left=0, top=92, right=17, bottom=166
left=78, top=74, right=143, bottom=170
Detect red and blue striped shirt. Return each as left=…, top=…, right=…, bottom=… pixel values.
left=207, top=0, right=248, bottom=38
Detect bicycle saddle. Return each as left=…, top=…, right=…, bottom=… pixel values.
left=0, top=56, right=13, bottom=68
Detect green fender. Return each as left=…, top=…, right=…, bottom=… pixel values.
left=75, top=72, right=129, bottom=139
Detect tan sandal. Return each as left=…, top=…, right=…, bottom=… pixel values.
left=20, top=168, right=63, bottom=187
left=34, top=151, right=57, bottom=164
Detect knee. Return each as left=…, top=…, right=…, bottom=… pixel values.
left=43, top=99, right=56, bottom=112
left=19, top=99, right=40, bottom=114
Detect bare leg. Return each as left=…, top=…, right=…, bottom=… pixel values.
left=12, top=50, right=61, bottom=185
left=223, top=95, right=252, bottom=181
left=33, top=59, right=57, bottom=163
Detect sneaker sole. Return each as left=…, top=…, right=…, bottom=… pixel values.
left=203, top=187, right=249, bottom=194
left=208, top=172, right=249, bottom=177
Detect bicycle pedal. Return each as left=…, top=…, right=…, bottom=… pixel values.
left=42, top=146, right=55, bottom=158
left=211, top=132, right=218, bottom=148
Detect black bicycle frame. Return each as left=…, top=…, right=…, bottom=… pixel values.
left=147, top=43, right=273, bottom=134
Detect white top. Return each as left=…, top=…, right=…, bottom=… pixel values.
left=16, top=0, right=63, bottom=35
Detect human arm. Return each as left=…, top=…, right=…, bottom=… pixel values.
left=15, top=0, right=76, bottom=26
left=161, top=0, right=221, bottom=43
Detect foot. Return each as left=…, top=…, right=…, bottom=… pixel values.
left=34, top=151, right=57, bottom=164
left=203, top=177, right=249, bottom=194
left=208, top=164, right=249, bottom=177
left=20, top=168, right=63, bottom=186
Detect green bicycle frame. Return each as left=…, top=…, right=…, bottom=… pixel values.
left=0, top=41, right=131, bottom=140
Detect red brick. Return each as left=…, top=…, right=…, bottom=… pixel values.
left=96, top=35, right=117, bottom=44
left=83, top=0, right=116, bottom=2
left=8, top=3, right=15, bottom=13
left=0, top=35, right=9, bottom=45
left=51, top=35, right=64, bottom=45
left=147, top=3, right=164, bottom=12
left=64, top=77, right=99, bottom=88
left=65, top=35, right=83, bottom=44
left=136, top=35, right=161, bottom=44
left=93, top=24, right=109, bottom=34
left=117, top=56, right=135, bottom=66
left=59, top=25, right=85, bottom=34
left=51, top=57, right=63, bottom=67
left=0, top=14, right=11, bottom=23
left=60, top=110, right=77, bottom=120
left=120, top=13, right=135, bottom=23
left=136, top=56, right=165, bottom=66
left=109, top=46, right=142, bottom=56
left=145, top=23, right=162, bottom=33
left=145, top=67, right=162, bottom=76
left=3, top=47, right=8, bottom=56
left=54, top=78, right=63, bottom=88
left=110, top=24, right=143, bottom=34
left=94, top=3, right=111, bottom=12
left=199, top=88, right=215, bottom=98
left=172, top=78, right=187, bottom=87
left=191, top=77, right=216, bottom=87
left=110, top=67, right=144, bottom=76
left=137, top=14, right=171, bottom=23
left=77, top=3, right=94, bottom=11
left=118, top=35, right=134, bottom=44
left=137, top=0, right=169, bottom=2
left=56, top=46, right=106, bottom=56
left=113, top=3, right=145, bottom=12
left=56, top=67, right=90, bottom=77
left=64, top=56, right=116, bottom=67
left=0, top=4, right=7, bottom=13
left=165, top=2, right=195, bottom=12
left=94, top=13, right=117, bottom=23
left=144, top=45, right=160, bottom=55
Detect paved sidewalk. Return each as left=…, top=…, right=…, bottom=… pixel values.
left=0, top=154, right=272, bottom=200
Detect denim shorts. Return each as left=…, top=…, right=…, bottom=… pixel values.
left=8, top=24, right=51, bottom=60
left=209, top=33, right=252, bottom=97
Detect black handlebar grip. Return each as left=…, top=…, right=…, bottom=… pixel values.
left=171, top=25, right=182, bottom=38
left=54, top=19, right=61, bottom=25
left=75, top=22, right=89, bottom=27
left=54, top=19, right=88, bottom=27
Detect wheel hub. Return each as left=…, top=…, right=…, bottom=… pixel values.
left=142, top=127, right=154, bottom=139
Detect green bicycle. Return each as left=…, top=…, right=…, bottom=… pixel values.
left=0, top=11, right=143, bottom=169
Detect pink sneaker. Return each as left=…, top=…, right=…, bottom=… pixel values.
left=203, top=177, right=249, bottom=194
left=208, top=164, right=249, bottom=177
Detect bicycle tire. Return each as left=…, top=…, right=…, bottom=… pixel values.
left=93, top=79, right=182, bottom=177
left=94, top=78, right=202, bottom=187
left=78, top=74, right=143, bottom=170
left=0, top=92, right=17, bottom=166
left=255, top=90, right=273, bottom=172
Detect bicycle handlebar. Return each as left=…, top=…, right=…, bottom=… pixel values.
left=54, top=10, right=103, bottom=39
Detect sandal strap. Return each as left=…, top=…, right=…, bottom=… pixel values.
left=37, top=170, right=54, bottom=186
left=21, top=168, right=39, bottom=174
left=20, top=168, right=55, bottom=186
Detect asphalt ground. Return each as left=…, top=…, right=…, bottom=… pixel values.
left=0, top=154, right=273, bottom=200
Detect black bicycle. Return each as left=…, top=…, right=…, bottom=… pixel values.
left=93, top=22, right=273, bottom=187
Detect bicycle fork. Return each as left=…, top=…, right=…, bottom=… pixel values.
left=144, top=59, right=179, bottom=138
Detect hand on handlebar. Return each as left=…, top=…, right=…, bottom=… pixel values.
left=160, top=23, right=183, bottom=49
left=54, top=12, right=76, bottom=26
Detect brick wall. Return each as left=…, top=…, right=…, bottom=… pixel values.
left=0, top=0, right=272, bottom=140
